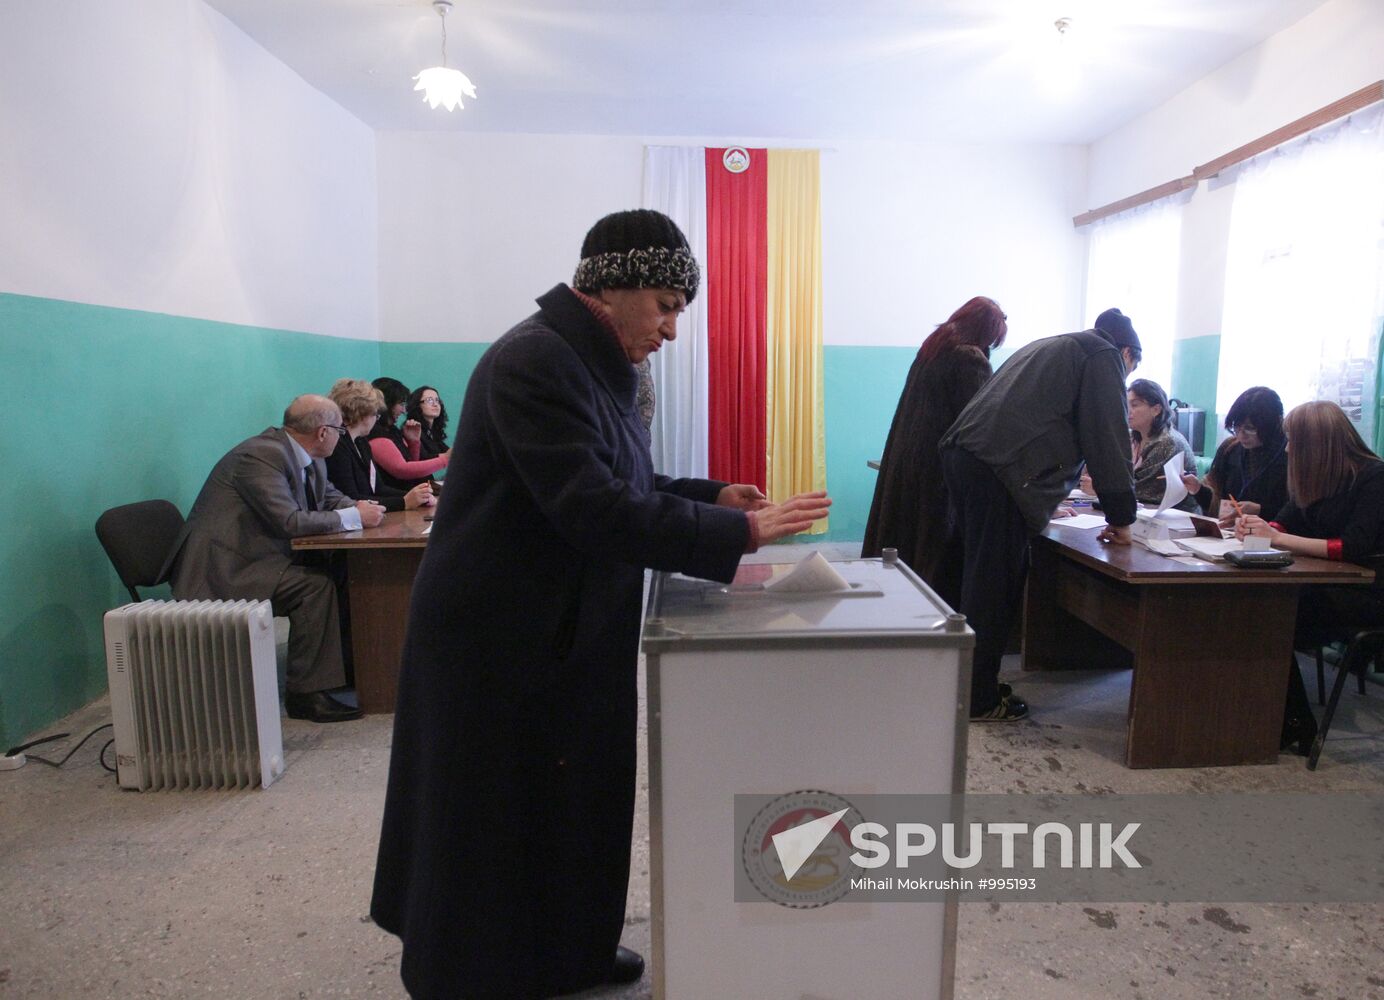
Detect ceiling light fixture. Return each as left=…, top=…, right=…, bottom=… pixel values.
left=1042, top=15, right=1078, bottom=95
left=413, top=0, right=477, bottom=112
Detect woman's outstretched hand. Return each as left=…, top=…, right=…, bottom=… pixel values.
left=754, top=491, right=832, bottom=544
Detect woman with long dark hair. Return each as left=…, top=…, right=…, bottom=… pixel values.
left=1237, top=401, right=1384, bottom=754
left=368, top=376, right=449, bottom=491
left=1127, top=378, right=1197, bottom=510
left=1190, top=386, right=1288, bottom=525
left=405, top=385, right=449, bottom=461
left=862, top=295, right=1007, bottom=596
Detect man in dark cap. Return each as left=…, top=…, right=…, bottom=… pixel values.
left=939, top=311, right=1141, bottom=721
left=370, top=209, right=831, bottom=999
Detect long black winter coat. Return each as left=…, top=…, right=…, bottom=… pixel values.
left=370, top=284, right=749, bottom=1000
left=861, top=344, right=991, bottom=597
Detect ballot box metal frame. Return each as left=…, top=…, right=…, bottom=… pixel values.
left=642, top=556, right=972, bottom=1000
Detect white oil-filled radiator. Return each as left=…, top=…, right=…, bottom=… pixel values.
left=103, top=600, right=284, bottom=790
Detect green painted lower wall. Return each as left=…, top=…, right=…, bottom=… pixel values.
left=823, top=345, right=917, bottom=543
left=0, top=294, right=379, bottom=748
left=1170, top=334, right=1222, bottom=455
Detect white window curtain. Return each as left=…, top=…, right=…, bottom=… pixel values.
left=1083, top=195, right=1185, bottom=394
left=1217, top=103, right=1384, bottom=445
left=642, top=146, right=709, bottom=479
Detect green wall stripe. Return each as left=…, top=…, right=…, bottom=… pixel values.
left=823, top=345, right=916, bottom=543
left=0, top=293, right=379, bottom=747
left=1171, top=334, right=1221, bottom=454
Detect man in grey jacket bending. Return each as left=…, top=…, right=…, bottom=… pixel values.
left=940, top=308, right=1141, bottom=721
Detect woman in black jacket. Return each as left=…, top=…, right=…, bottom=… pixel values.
left=405, top=384, right=449, bottom=462
left=861, top=295, right=1007, bottom=599
left=326, top=379, right=435, bottom=512
left=1192, top=386, right=1288, bottom=525
left=1237, top=400, right=1384, bottom=753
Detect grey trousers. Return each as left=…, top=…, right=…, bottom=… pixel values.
left=272, top=563, right=345, bottom=693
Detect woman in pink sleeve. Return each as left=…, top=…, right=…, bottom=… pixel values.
left=369, top=376, right=449, bottom=491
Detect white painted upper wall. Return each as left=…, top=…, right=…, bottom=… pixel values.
left=376, top=133, right=644, bottom=343
left=0, top=0, right=379, bottom=340
left=377, top=133, right=1088, bottom=349
left=1087, top=0, right=1384, bottom=207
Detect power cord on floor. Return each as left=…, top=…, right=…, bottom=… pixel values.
left=3, top=724, right=117, bottom=773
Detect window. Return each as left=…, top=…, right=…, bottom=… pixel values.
left=1083, top=196, right=1184, bottom=395
left=1217, top=104, right=1384, bottom=445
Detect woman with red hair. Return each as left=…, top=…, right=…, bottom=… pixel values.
left=863, top=296, right=1007, bottom=597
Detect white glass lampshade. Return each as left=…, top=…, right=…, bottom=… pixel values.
left=412, top=66, right=477, bottom=111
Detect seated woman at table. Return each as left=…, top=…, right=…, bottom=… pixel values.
left=1189, top=386, right=1288, bottom=526
left=1127, top=379, right=1197, bottom=510
left=1236, top=400, right=1384, bottom=754
left=406, top=385, right=450, bottom=462
left=368, top=376, right=450, bottom=491
left=326, top=379, right=436, bottom=512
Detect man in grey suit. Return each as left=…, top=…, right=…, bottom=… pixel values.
left=168, top=395, right=386, bottom=723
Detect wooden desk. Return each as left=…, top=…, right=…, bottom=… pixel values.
left=1024, top=526, right=1373, bottom=768
left=292, top=509, right=431, bottom=714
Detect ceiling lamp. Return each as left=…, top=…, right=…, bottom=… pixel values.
left=1042, top=16, right=1078, bottom=95
left=413, top=0, right=477, bottom=112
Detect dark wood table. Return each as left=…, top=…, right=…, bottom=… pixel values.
left=292, top=509, right=431, bottom=714
left=1024, top=525, right=1373, bottom=768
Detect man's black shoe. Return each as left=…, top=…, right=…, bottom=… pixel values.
left=285, top=691, right=363, bottom=723
left=609, top=946, right=645, bottom=984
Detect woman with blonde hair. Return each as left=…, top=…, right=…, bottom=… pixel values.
left=1237, top=400, right=1384, bottom=754
left=326, top=379, right=436, bottom=512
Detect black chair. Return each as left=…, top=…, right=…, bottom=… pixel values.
left=1308, top=627, right=1384, bottom=771
left=95, top=500, right=185, bottom=602
left=1313, top=643, right=1370, bottom=705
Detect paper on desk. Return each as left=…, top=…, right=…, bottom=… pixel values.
left=764, top=551, right=849, bottom=593
left=1050, top=513, right=1107, bottom=529
left=1156, top=455, right=1188, bottom=513
left=421, top=523, right=432, bottom=535
left=1174, top=537, right=1243, bottom=561
left=1139, top=536, right=1183, bottom=556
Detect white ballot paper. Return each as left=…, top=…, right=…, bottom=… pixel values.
left=1051, top=513, right=1107, bottom=530
left=764, top=551, right=850, bottom=594
left=1157, top=455, right=1188, bottom=513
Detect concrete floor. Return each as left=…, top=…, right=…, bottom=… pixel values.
left=3, top=561, right=1382, bottom=998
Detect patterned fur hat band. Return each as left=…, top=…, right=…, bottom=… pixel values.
left=572, top=246, right=701, bottom=303
left=572, top=209, right=700, bottom=302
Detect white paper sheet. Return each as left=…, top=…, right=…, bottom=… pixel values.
left=1157, top=455, right=1189, bottom=513
left=1139, top=537, right=1184, bottom=556
left=763, top=551, right=850, bottom=594
left=1174, top=537, right=1243, bottom=561
left=1050, top=513, right=1107, bottom=529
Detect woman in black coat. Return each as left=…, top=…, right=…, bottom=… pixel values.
left=1237, top=400, right=1384, bottom=754
left=861, top=295, right=1007, bottom=599
left=405, top=384, right=450, bottom=462
left=369, top=210, right=831, bottom=1000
